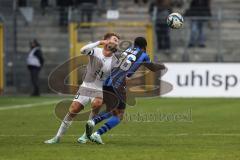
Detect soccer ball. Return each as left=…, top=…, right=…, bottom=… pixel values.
left=167, top=13, right=184, bottom=29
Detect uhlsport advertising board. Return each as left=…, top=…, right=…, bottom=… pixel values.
left=162, top=63, right=240, bottom=97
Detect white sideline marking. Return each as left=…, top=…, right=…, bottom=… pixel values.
left=202, top=133, right=240, bottom=136
left=0, top=100, right=59, bottom=111
left=0, top=133, right=240, bottom=137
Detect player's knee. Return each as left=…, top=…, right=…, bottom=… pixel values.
left=118, top=114, right=124, bottom=120
left=112, top=109, right=124, bottom=120
left=69, top=101, right=83, bottom=113
left=118, top=111, right=125, bottom=120
left=91, top=98, right=103, bottom=109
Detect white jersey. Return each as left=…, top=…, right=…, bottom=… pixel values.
left=80, top=41, right=113, bottom=91
left=27, top=47, right=41, bottom=67
left=73, top=41, right=114, bottom=105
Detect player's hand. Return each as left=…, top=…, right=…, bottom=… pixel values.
left=99, top=40, right=109, bottom=45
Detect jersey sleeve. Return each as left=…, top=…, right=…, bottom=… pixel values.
left=80, top=41, right=100, bottom=56
left=143, top=53, right=151, bottom=63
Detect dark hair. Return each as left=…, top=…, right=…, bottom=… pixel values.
left=134, top=37, right=147, bottom=50
left=103, top=32, right=120, bottom=40
left=30, top=39, right=40, bottom=47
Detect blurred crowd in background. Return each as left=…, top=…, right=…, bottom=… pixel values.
left=17, top=0, right=212, bottom=51
left=149, top=0, right=211, bottom=54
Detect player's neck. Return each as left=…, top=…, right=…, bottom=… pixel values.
left=103, top=49, right=112, bottom=57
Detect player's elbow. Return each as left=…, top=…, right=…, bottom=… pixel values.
left=151, top=68, right=158, bottom=72
left=80, top=47, right=86, bottom=54
left=160, top=64, right=166, bottom=70
left=80, top=47, right=92, bottom=55
left=153, top=64, right=166, bottom=72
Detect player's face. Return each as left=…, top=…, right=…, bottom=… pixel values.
left=106, top=36, right=119, bottom=51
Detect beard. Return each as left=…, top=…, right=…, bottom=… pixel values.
left=106, top=43, right=117, bottom=52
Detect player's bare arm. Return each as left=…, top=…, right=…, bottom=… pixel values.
left=143, top=62, right=166, bottom=72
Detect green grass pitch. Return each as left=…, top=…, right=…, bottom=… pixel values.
left=0, top=96, right=240, bottom=160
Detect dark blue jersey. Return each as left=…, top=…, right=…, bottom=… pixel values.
left=104, top=47, right=151, bottom=88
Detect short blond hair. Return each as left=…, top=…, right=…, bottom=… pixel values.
left=103, top=32, right=120, bottom=40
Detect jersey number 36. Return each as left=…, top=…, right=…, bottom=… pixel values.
left=115, top=54, right=137, bottom=71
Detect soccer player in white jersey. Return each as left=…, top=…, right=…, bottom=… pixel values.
left=44, top=33, right=120, bottom=144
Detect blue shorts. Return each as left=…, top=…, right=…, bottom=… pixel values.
left=103, top=86, right=126, bottom=110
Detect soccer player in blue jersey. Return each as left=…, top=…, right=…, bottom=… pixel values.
left=84, top=37, right=166, bottom=144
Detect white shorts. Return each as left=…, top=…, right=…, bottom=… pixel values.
left=73, top=94, right=95, bottom=107
left=73, top=82, right=103, bottom=106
